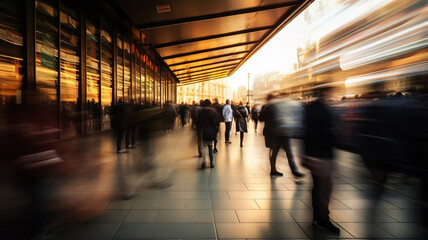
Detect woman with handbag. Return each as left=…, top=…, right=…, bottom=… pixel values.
left=234, top=101, right=248, bottom=147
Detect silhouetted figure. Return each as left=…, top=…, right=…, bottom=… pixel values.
left=164, top=101, right=177, bottom=132
left=259, top=94, right=305, bottom=177
left=222, top=99, right=233, bottom=144
left=212, top=98, right=223, bottom=153
left=195, top=100, right=204, bottom=157
left=234, top=101, right=248, bottom=147
left=303, top=87, right=340, bottom=233
left=111, top=100, right=130, bottom=153
left=126, top=101, right=139, bottom=148
left=198, top=99, right=220, bottom=168
left=251, top=104, right=260, bottom=132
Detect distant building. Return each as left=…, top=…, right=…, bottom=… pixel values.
left=177, top=78, right=232, bottom=104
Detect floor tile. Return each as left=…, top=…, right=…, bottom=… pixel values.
left=227, top=191, right=271, bottom=199
left=124, top=210, right=158, bottom=222
left=132, top=199, right=186, bottom=209
left=245, top=183, right=289, bottom=191
left=212, top=199, right=260, bottom=209
left=236, top=209, right=295, bottom=222
left=255, top=200, right=310, bottom=209
left=213, top=210, right=239, bottom=222
left=215, top=223, right=278, bottom=238
left=381, top=209, right=424, bottom=222
left=185, top=199, right=212, bottom=209
left=288, top=209, right=314, bottom=222
left=300, top=199, right=351, bottom=210
left=106, top=200, right=136, bottom=210
left=115, top=223, right=216, bottom=238
left=330, top=209, right=398, bottom=223
left=298, top=221, right=352, bottom=239
left=377, top=222, right=428, bottom=238
left=51, top=224, right=87, bottom=239
left=87, top=210, right=129, bottom=223
left=77, top=223, right=120, bottom=239
left=339, top=199, right=400, bottom=209
left=210, top=191, right=230, bottom=199
left=156, top=210, right=213, bottom=222
left=271, top=222, right=311, bottom=238
left=337, top=222, right=394, bottom=238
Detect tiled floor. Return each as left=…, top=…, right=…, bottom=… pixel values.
left=3, top=122, right=427, bottom=239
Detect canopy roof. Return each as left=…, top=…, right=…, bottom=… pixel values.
left=115, top=0, right=313, bottom=85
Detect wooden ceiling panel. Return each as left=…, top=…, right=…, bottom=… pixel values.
left=115, top=0, right=313, bottom=84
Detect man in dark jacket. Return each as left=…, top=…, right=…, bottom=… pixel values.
left=212, top=98, right=223, bottom=152
left=259, top=94, right=305, bottom=177
left=304, top=87, right=340, bottom=233
left=111, top=100, right=131, bottom=153
left=197, top=99, right=220, bottom=168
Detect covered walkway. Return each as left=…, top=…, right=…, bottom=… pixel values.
left=2, top=122, right=427, bottom=239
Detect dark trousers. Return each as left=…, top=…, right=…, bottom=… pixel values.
left=197, top=129, right=203, bottom=155
left=311, top=173, right=333, bottom=223
left=126, top=126, right=135, bottom=147
left=202, top=140, right=214, bottom=166
left=269, top=136, right=298, bottom=173
left=225, top=121, right=232, bottom=141
left=254, top=119, right=258, bottom=130
left=117, top=129, right=125, bottom=151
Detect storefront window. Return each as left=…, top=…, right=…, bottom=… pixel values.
left=101, top=12, right=113, bottom=131
left=116, top=34, right=123, bottom=102
left=86, top=4, right=100, bottom=133
left=123, top=39, right=131, bottom=103
left=135, top=48, right=141, bottom=104
left=60, top=0, right=80, bottom=137
left=0, top=0, right=23, bottom=108
left=36, top=0, right=59, bottom=103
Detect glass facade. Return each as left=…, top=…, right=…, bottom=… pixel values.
left=0, top=0, right=177, bottom=137
left=0, top=0, right=23, bottom=107
left=36, top=0, right=59, bottom=103
left=60, top=0, right=80, bottom=137
left=86, top=2, right=100, bottom=133
left=101, top=12, right=113, bottom=130
left=116, top=34, right=123, bottom=103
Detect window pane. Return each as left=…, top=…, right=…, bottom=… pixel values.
left=60, top=1, right=80, bottom=137
left=86, top=8, right=100, bottom=133
left=101, top=13, right=113, bottom=131
left=116, top=35, right=123, bottom=102
left=36, top=0, right=59, bottom=103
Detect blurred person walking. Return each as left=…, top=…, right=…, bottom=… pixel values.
left=198, top=99, right=220, bottom=168
left=212, top=98, right=224, bottom=153
left=235, top=101, right=249, bottom=147
left=178, top=102, right=188, bottom=127
left=164, top=101, right=177, bottom=132
left=195, top=100, right=204, bottom=157
left=222, top=99, right=233, bottom=144
left=302, top=87, right=340, bottom=233
left=259, top=94, right=305, bottom=177
left=111, top=100, right=130, bottom=153
left=251, top=104, right=260, bottom=132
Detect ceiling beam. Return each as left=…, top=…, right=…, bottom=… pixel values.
left=168, top=50, right=250, bottom=67
left=176, top=66, right=236, bottom=78
left=162, top=41, right=259, bottom=60
left=171, top=57, right=244, bottom=71
left=175, top=63, right=238, bottom=76
left=153, top=26, right=273, bottom=48
left=138, top=1, right=300, bottom=29
left=180, top=73, right=230, bottom=83
left=178, top=70, right=232, bottom=81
